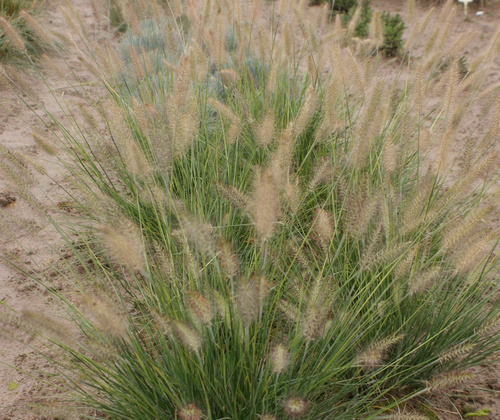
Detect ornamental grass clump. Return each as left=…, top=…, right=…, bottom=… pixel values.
left=0, top=0, right=55, bottom=63
left=2, top=0, right=500, bottom=418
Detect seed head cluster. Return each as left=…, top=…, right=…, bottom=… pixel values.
left=283, top=397, right=307, bottom=418
left=252, top=168, right=279, bottom=242
left=178, top=404, right=203, bottom=420
left=271, top=344, right=289, bottom=374
left=186, top=290, right=213, bottom=326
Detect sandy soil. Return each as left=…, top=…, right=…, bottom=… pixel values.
left=1, top=0, right=500, bottom=419
left=0, top=0, right=109, bottom=418
left=373, top=2, right=500, bottom=418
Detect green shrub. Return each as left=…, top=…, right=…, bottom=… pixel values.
left=107, top=0, right=126, bottom=32
left=341, top=0, right=372, bottom=38
left=1, top=1, right=500, bottom=419
left=340, top=1, right=406, bottom=57
left=329, top=0, right=357, bottom=13
left=381, top=11, right=406, bottom=57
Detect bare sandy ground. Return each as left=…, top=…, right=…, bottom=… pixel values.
left=372, top=2, right=500, bottom=417
left=0, top=0, right=109, bottom=417
left=1, top=0, right=500, bottom=418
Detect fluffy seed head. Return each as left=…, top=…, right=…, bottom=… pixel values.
left=237, top=278, right=260, bottom=326
left=173, top=229, right=200, bottom=279
left=151, top=311, right=173, bottom=337
left=178, top=404, right=203, bottom=420
left=218, top=238, right=239, bottom=280
left=220, top=68, right=239, bottom=87
left=216, top=182, right=249, bottom=211
left=21, top=310, right=73, bottom=342
left=438, top=343, right=474, bottom=365
left=345, top=189, right=379, bottom=240
left=214, top=290, right=230, bottom=320
left=257, top=108, right=276, bottom=147
left=426, top=371, right=474, bottom=393
left=351, top=82, right=385, bottom=169
left=107, top=103, right=152, bottom=177
left=285, top=181, right=300, bottom=214
left=205, top=10, right=225, bottom=66
left=20, top=11, right=52, bottom=46
left=383, top=139, right=398, bottom=175
left=292, top=85, right=317, bottom=138
left=271, top=344, right=290, bottom=374
left=208, top=98, right=242, bottom=144
left=0, top=17, right=26, bottom=53
left=301, top=305, right=326, bottom=342
left=32, top=131, right=56, bottom=155
left=128, top=45, right=144, bottom=81
left=100, top=221, right=145, bottom=271
left=179, top=213, right=215, bottom=257
left=283, top=397, right=307, bottom=418
left=357, top=347, right=383, bottom=369
left=165, top=95, right=200, bottom=156
left=190, top=42, right=208, bottom=82
left=187, top=290, right=213, bottom=326
left=409, top=267, right=441, bottom=296
left=309, top=159, right=331, bottom=190
left=394, top=249, right=416, bottom=280
left=252, top=168, right=279, bottom=242
left=368, top=11, right=384, bottom=47
left=280, top=300, right=299, bottom=324
left=131, top=97, right=152, bottom=138
left=357, top=334, right=405, bottom=369
left=122, top=0, right=141, bottom=34
left=271, top=128, right=294, bottom=187
left=173, top=321, right=202, bottom=353
left=257, top=276, right=270, bottom=303
left=174, top=56, right=192, bottom=108
left=362, top=242, right=409, bottom=272
left=82, top=294, right=128, bottom=339
left=312, top=207, right=334, bottom=248
left=266, top=61, right=278, bottom=96
left=454, top=233, right=495, bottom=274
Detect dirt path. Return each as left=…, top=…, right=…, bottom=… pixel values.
left=1, top=0, right=500, bottom=418
left=374, top=0, right=500, bottom=149
left=372, top=3, right=500, bottom=417
left=0, top=0, right=106, bottom=417
left=373, top=3, right=500, bottom=417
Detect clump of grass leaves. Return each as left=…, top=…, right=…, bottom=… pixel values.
left=0, top=0, right=53, bottom=63
left=1, top=0, right=500, bottom=418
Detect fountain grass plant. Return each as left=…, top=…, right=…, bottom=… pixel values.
left=1, top=0, right=500, bottom=418
left=0, top=0, right=54, bottom=64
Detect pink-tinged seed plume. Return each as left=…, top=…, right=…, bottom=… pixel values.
left=186, top=290, right=213, bottom=326
left=178, top=403, right=204, bottom=420
left=283, top=396, right=307, bottom=418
